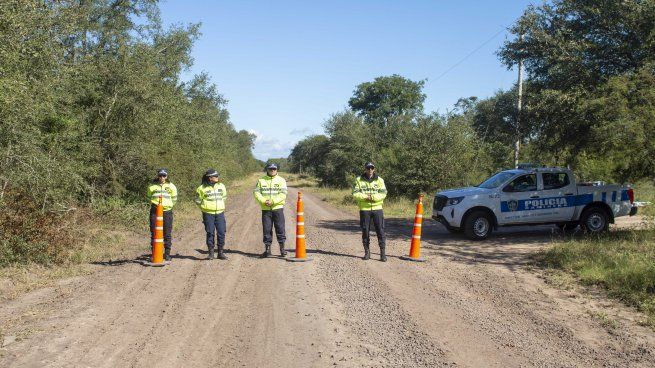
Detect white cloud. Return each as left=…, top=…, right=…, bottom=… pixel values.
left=249, top=129, right=298, bottom=161
left=289, top=127, right=314, bottom=136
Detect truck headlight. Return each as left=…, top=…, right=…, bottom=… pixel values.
left=445, top=197, right=464, bottom=206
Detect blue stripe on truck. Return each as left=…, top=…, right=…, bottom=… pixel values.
left=500, top=194, right=593, bottom=212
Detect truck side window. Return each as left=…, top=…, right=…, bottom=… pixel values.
left=503, top=174, right=537, bottom=192
left=542, top=173, right=570, bottom=190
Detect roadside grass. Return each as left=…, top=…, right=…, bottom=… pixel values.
left=540, top=228, right=655, bottom=327
left=634, top=180, right=655, bottom=217
left=285, top=172, right=432, bottom=219
left=538, top=181, right=655, bottom=328
left=0, top=173, right=259, bottom=301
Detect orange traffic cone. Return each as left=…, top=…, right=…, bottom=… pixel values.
left=288, top=192, right=312, bottom=262
left=144, top=196, right=168, bottom=267
left=401, top=194, right=426, bottom=262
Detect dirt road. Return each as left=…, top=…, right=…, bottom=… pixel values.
left=1, top=188, right=654, bottom=367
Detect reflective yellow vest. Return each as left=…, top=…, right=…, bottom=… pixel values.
left=195, top=183, right=228, bottom=214
left=352, top=174, right=387, bottom=211
left=147, top=182, right=178, bottom=211
left=253, top=175, right=287, bottom=210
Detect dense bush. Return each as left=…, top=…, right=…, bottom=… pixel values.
left=0, top=190, right=78, bottom=267
left=0, top=1, right=260, bottom=267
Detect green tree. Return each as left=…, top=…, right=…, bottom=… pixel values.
left=0, top=0, right=260, bottom=266
left=496, top=0, right=655, bottom=181
left=348, top=74, right=426, bottom=126
left=288, top=135, right=330, bottom=175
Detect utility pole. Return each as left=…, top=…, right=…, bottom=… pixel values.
left=514, top=33, right=524, bottom=169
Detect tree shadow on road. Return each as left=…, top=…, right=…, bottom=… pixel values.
left=195, top=247, right=263, bottom=259
left=172, top=253, right=206, bottom=261
left=224, top=249, right=263, bottom=258
left=91, top=253, right=149, bottom=266
left=307, top=248, right=361, bottom=259
left=315, top=217, right=566, bottom=270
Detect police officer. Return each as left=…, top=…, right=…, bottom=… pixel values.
left=147, top=168, right=178, bottom=261
left=195, top=169, right=228, bottom=260
left=352, top=162, right=388, bottom=261
left=253, top=163, right=288, bottom=258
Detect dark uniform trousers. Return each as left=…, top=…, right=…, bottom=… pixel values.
left=150, top=205, right=173, bottom=250
left=262, top=208, right=286, bottom=246
left=203, top=212, right=226, bottom=250
left=359, top=209, right=385, bottom=250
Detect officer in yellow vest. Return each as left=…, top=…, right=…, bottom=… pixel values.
left=147, top=168, right=178, bottom=261
left=352, top=162, right=387, bottom=261
left=195, top=169, right=228, bottom=260
left=253, top=163, right=287, bottom=258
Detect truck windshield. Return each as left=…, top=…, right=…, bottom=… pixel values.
left=477, top=172, right=517, bottom=189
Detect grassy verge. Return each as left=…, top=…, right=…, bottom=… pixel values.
left=634, top=180, right=655, bottom=217
left=540, top=228, right=655, bottom=327
left=285, top=172, right=432, bottom=219
left=539, top=181, right=655, bottom=328
left=0, top=173, right=259, bottom=301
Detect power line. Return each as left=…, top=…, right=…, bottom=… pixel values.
left=428, top=26, right=508, bottom=84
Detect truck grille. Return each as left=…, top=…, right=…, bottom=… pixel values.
left=434, top=195, right=447, bottom=211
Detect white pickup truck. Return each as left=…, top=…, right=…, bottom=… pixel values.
left=432, top=166, right=637, bottom=240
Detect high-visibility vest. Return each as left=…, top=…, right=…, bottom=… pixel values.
left=253, top=175, right=287, bottom=210
left=352, top=174, right=387, bottom=211
left=195, top=183, right=228, bottom=214
left=147, top=182, right=178, bottom=211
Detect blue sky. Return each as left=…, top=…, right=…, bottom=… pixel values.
left=159, top=0, right=537, bottom=160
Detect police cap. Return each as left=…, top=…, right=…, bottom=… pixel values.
left=205, top=169, right=220, bottom=177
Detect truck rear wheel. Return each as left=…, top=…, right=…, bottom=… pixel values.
left=464, top=210, right=492, bottom=240
left=580, top=207, right=609, bottom=234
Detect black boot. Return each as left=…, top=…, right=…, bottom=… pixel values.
left=279, top=243, right=287, bottom=257
left=217, top=244, right=228, bottom=260
left=207, top=247, right=215, bottom=260
left=363, top=244, right=370, bottom=260
left=164, top=248, right=172, bottom=261
left=260, top=244, right=272, bottom=258
left=380, top=246, right=387, bottom=262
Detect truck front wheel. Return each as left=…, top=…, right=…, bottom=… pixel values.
left=580, top=207, right=609, bottom=234
left=464, top=210, right=492, bottom=240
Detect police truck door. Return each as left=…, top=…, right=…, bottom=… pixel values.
left=537, top=171, right=576, bottom=222
left=499, top=174, right=542, bottom=224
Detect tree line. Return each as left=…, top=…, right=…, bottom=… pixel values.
left=0, top=0, right=260, bottom=266
left=289, top=0, right=655, bottom=197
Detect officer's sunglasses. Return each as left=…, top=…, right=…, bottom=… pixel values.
left=365, top=167, right=375, bottom=170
